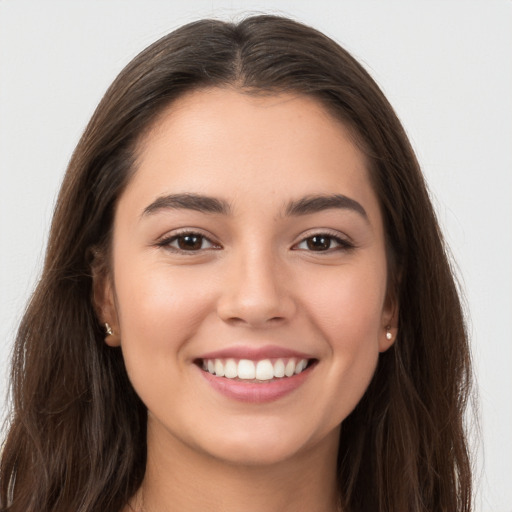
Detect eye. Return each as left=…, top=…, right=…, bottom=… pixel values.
left=158, top=232, right=219, bottom=252
left=294, top=233, right=353, bottom=252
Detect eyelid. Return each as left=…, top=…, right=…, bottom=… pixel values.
left=154, top=227, right=354, bottom=253
left=156, top=228, right=222, bottom=252
left=291, top=229, right=355, bottom=251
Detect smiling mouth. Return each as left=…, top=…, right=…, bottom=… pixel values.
left=195, top=357, right=317, bottom=382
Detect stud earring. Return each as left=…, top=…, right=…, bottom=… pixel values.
left=105, top=323, right=113, bottom=336
left=386, top=326, right=392, bottom=340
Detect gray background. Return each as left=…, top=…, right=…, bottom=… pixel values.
left=1, top=1, right=511, bottom=510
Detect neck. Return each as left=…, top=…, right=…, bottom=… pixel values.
left=134, top=420, right=341, bottom=512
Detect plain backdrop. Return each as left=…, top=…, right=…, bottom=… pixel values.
left=1, top=1, right=511, bottom=510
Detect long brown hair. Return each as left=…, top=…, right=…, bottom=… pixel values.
left=0, top=15, right=472, bottom=512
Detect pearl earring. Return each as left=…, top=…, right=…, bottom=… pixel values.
left=386, top=326, right=392, bottom=340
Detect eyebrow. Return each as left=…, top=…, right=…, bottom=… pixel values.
left=142, top=193, right=231, bottom=217
left=141, top=192, right=367, bottom=220
left=284, top=194, right=368, bottom=220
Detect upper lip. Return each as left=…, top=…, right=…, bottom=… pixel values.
left=197, top=344, right=316, bottom=361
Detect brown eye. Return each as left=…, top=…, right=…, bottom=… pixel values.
left=306, top=235, right=332, bottom=251
left=294, top=233, right=353, bottom=253
left=177, top=234, right=204, bottom=250
left=159, top=232, right=217, bottom=252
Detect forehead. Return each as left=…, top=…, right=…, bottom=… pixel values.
left=138, top=88, right=364, bottom=168
left=124, top=88, right=380, bottom=223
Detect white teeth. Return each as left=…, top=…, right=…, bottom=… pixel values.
left=238, top=359, right=256, bottom=379
left=274, top=358, right=285, bottom=378
left=284, top=359, right=296, bottom=377
left=224, top=358, right=238, bottom=379
left=214, top=359, right=225, bottom=377
left=255, top=360, right=274, bottom=381
left=295, top=359, right=306, bottom=374
left=202, top=357, right=309, bottom=381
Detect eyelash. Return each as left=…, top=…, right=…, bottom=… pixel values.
left=156, top=230, right=220, bottom=253
left=293, top=232, right=354, bottom=253
left=156, top=230, right=354, bottom=254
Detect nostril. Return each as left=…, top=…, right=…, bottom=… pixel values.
left=231, top=315, right=285, bottom=323
left=216, top=275, right=296, bottom=327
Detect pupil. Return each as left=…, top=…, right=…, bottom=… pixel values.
left=307, top=236, right=330, bottom=250
left=179, top=235, right=202, bottom=250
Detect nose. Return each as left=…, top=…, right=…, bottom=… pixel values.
left=216, top=248, right=296, bottom=327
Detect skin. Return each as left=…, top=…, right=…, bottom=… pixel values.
left=96, top=88, right=397, bottom=512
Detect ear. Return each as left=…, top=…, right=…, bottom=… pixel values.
left=379, top=289, right=399, bottom=353
left=91, top=255, right=121, bottom=347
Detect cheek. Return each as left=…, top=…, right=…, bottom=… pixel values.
left=111, top=259, right=218, bottom=410
left=298, top=261, right=386, bottom=405
left=310, top=273, right=385, bottom=413
left=113, top=257, right=217, bottom=352
left=300, top=262, right=388, bottom=342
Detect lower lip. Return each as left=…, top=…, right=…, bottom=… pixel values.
left=197, top=364, right=314, bottom=403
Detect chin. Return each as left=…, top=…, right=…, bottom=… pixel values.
left=195, top=420, right=337, bottom=468
left=205, top=438, right=306, bottom=467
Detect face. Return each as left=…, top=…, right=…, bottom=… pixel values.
left=97, top=88, right=396, bottom=466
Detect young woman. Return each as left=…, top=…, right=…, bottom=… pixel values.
left=0, top=15, right=473, bottom=512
